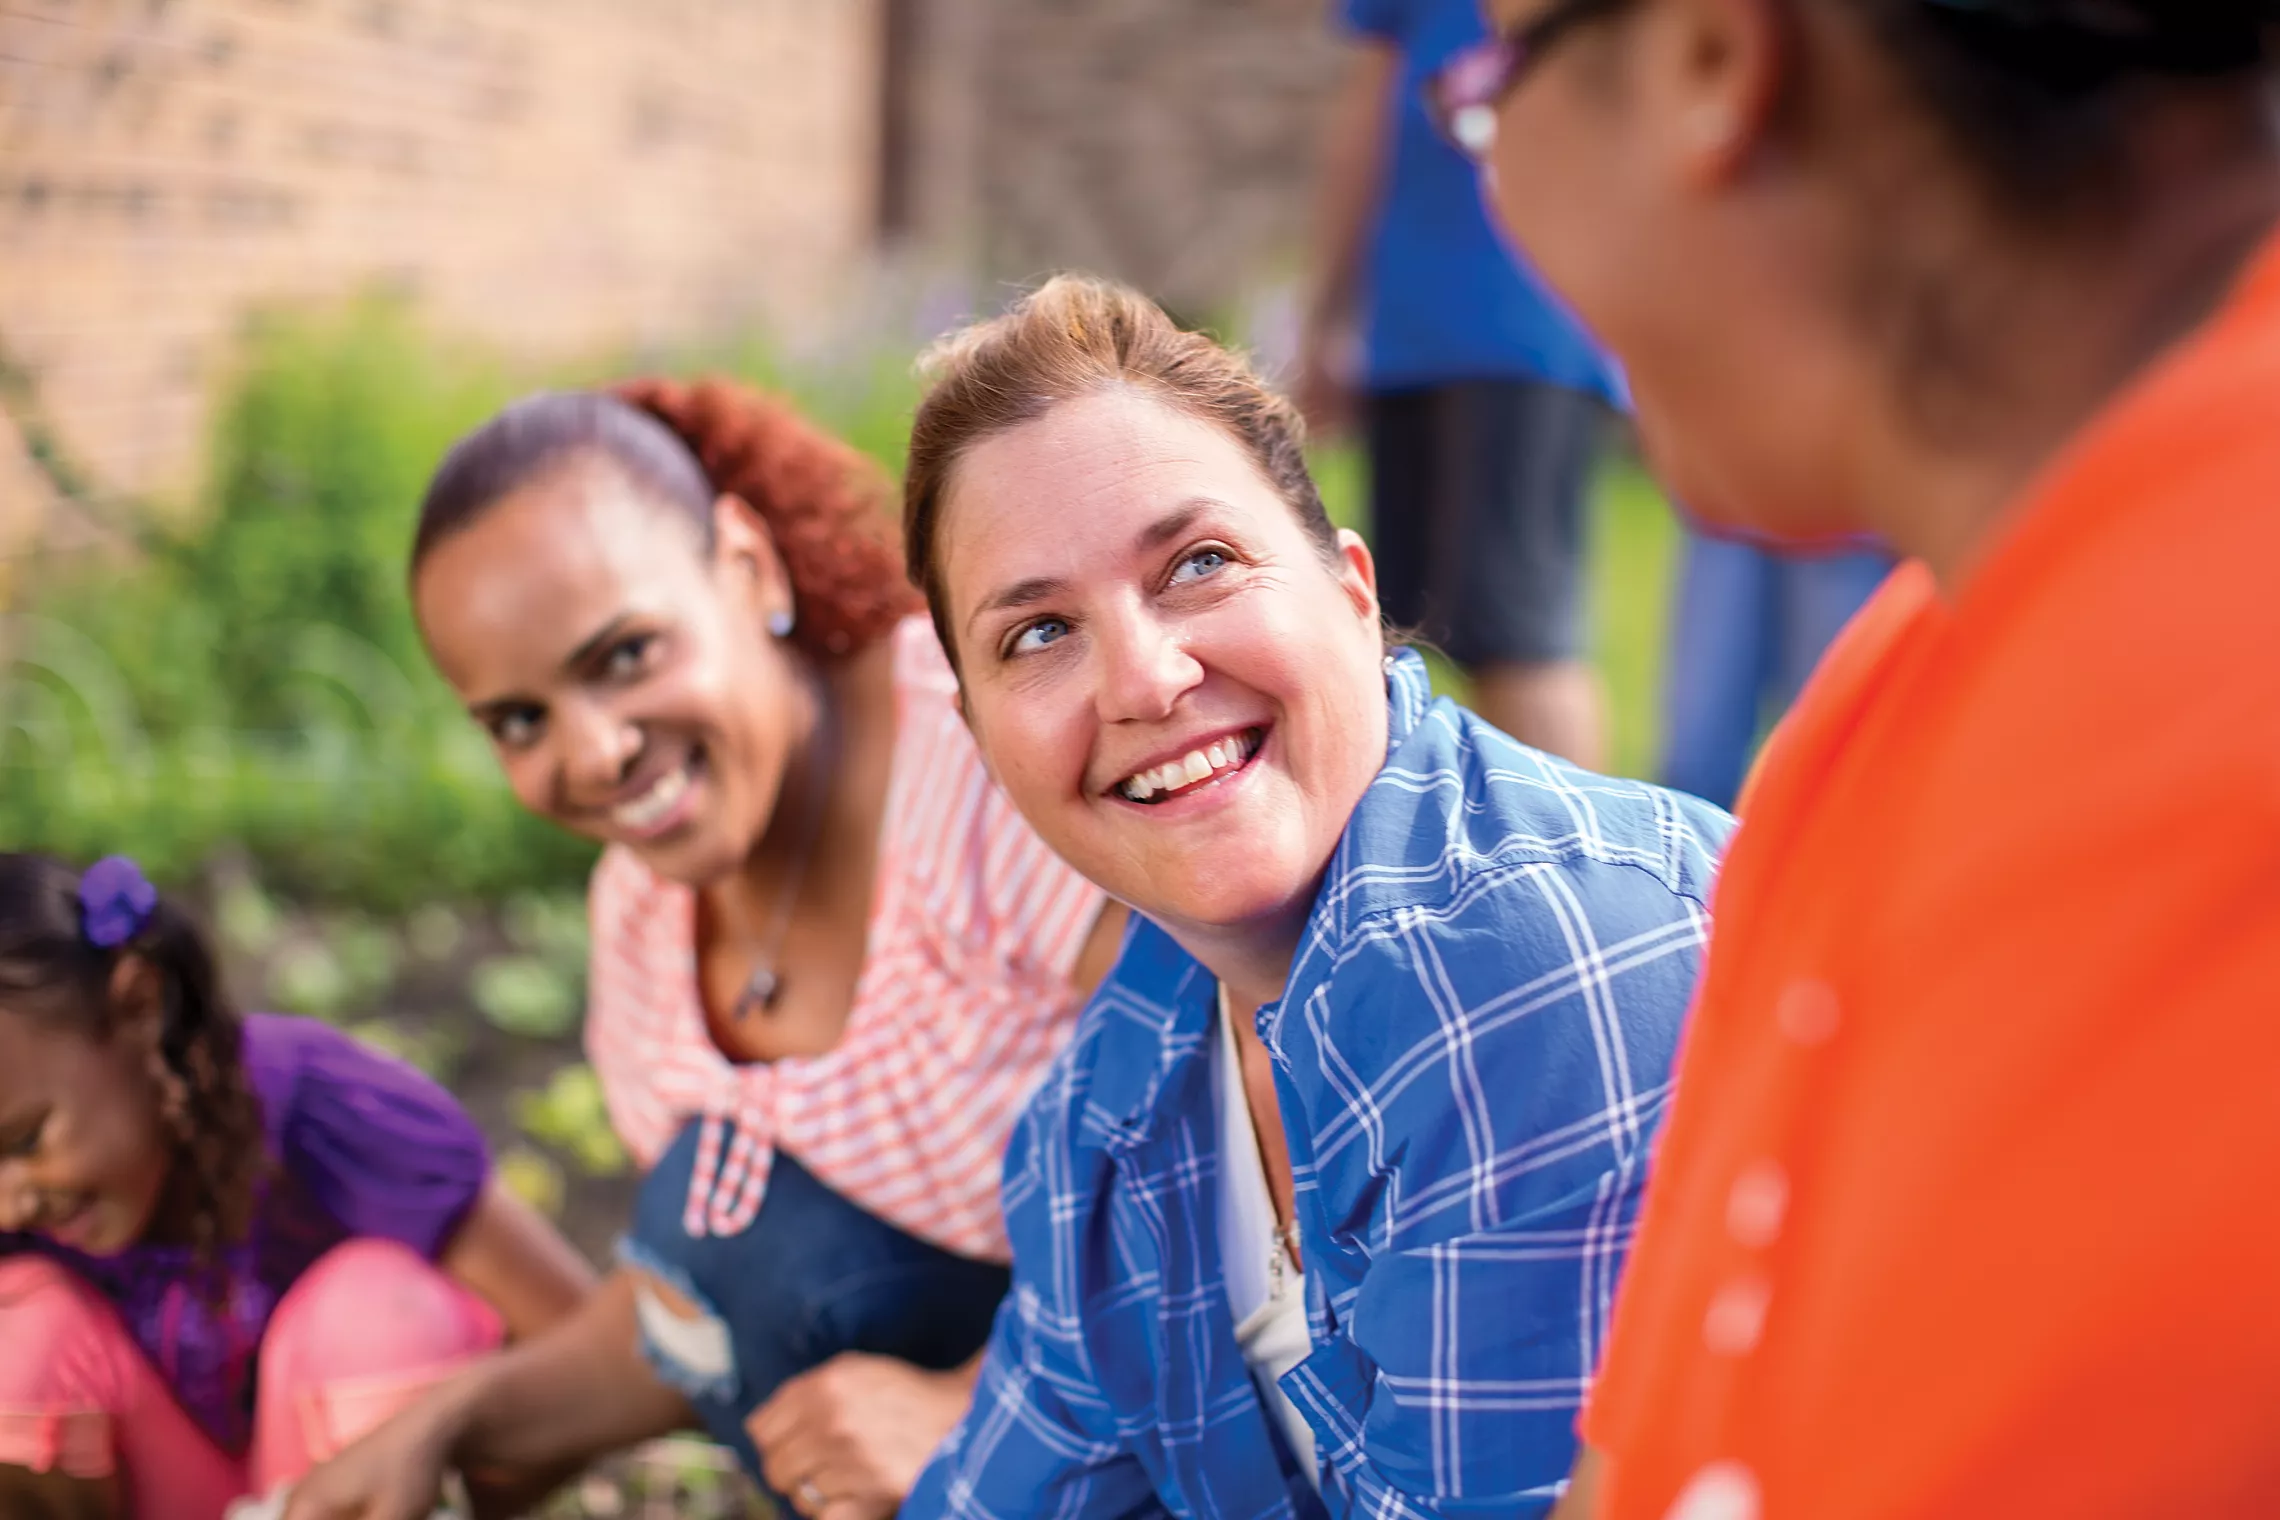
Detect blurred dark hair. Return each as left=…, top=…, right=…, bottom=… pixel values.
left=1851, top=0, right=2279, bottom=209
left=413, top=379, right=918, bottom=660
left=0, top=853, right=264, bottom=1275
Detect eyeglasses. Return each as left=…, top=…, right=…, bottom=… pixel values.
left=1425, top=0, right=1629, bottom=160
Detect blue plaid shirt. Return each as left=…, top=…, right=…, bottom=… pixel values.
left=906, top=651, right=1733, bottom=1520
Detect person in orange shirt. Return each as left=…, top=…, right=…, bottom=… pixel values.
left=1421, top=1, right=2280, bottom=1516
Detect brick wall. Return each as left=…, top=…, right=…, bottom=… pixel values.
left=0, top=0, right=884, bottom=540
left=1, top=0, right=1351, bottom=560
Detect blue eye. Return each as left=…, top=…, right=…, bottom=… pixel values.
left=1171, top=548, right=1230, bottom=584
left=1010, top=618, right=1070, bottom=656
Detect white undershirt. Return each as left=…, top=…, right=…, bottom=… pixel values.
left=1215, top=988, right=1321, bottom=1490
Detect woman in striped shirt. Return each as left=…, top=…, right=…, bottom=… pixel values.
left=283, top=380, right=1121, bottom=1520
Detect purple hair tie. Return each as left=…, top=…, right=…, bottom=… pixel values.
left=79, top=855, right=158, bottom=949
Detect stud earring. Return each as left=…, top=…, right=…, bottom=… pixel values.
left=768, top=608, right=795, bottom=639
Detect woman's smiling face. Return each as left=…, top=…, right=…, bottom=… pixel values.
left=413, top=457, right=805, bottom=889
left=941, top=386, right=1390, bottom=956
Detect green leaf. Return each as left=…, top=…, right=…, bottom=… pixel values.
left=503, top=892, right=589, bottom=968
left=494, top=1146, right=566, bottom=1219
left=330, top=917, right=402, bottom=1002
left=470, top=954, right=579, bottom=1040
left=405, top=903, right=466, bottom=962
left=344, top=1017, right=466, bottom=1083
left=216, top=876, right=282, bottom=958
left=512, top=1063, right=629, bottom=1178
left=269, top=939, right=352, bottom=1021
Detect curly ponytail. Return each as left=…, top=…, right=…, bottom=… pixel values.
left=413, top=377, right=919, bottom=661
left=613, top=377, right=919, bottom=658
left=0, top=853, right=266, bottom=1277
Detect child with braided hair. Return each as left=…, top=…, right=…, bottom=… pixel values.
left=0, top=853, right=594, bottom=1520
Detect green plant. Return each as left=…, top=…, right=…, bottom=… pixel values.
left=0, top=299, right=592, bottom=906
left=503, top=892, right=589, bottom=968
left=471, top=954, right=581, bottom=1040
left=494, top=1145, right=567, bottom=1219
left=0, top=294, right=952, bottom=911
left=514, top=1064, right=630, bottom=1178
left=268, top=938, right=353, bottom=1021
left=345, top=1016, right=468, bottom=1083
left=406, top=902, right=468, bottom=962
left=215, top=873, right=285, bottom=959
left=1591, top=462, right=1682, bottom=781
left=329, top=915, right=403, bottom=1004
left=181, top=299, right=504, bottom=714
left=1, top=290, right=1684, bottom=917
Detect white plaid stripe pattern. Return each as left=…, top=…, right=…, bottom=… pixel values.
left=907, top=650, right=1731, bottom=1519
left=585, top=618, right=1105, bottom=1258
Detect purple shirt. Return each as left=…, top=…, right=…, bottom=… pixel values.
left=1, top=1014, right=491, bottom=1451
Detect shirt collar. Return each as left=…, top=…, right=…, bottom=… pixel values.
left=1384, top=646, right=1432, bottom=754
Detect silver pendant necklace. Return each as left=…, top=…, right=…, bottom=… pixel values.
left=731, top=682, right=839, bottom=1020
left=1221, top=987, right=1304, bottom=1300
left=1265, top=1218, right=1303, bottom=1302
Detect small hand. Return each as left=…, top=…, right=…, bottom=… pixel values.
left=277, top=1405, right=455, bottom=1520
left=747, top=1352, right=978, bottom=1520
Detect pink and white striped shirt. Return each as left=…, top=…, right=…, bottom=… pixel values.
left=582, top=618, right=1105, bottom=1262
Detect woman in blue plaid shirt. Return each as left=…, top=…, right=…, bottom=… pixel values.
left=873, top=276, right=1731, bottom=1520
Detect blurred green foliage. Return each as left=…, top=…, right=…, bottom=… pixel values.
left=472, top=953, right=581, bottom=1040
left=0, top=297, right=934, bottom=908
left=345, top=1015, right=467, bottom=1084
left=1, top=293, right=1678, bottom=911
left=495, top=1145, right=568, bottom=1219
left=515, top=1064, right=631, bottom=1179
left=1, top=299, right=579, bottom=905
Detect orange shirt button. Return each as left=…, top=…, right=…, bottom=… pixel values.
left=1725, top=1161, right=1789, bottom=1249
left=1702, top=1274, right=1773, bottom=1356
left=1774, top=979, right=1841, bottom=1046
left=1664, top=1461, right=1761, bottom=1520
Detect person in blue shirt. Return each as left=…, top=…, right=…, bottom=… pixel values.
left=1658, top=532, right=1894, bottom=810
left=1298, top=0, right=1625, bottom=769
left=888, top=276, right=1731, bottom=1519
